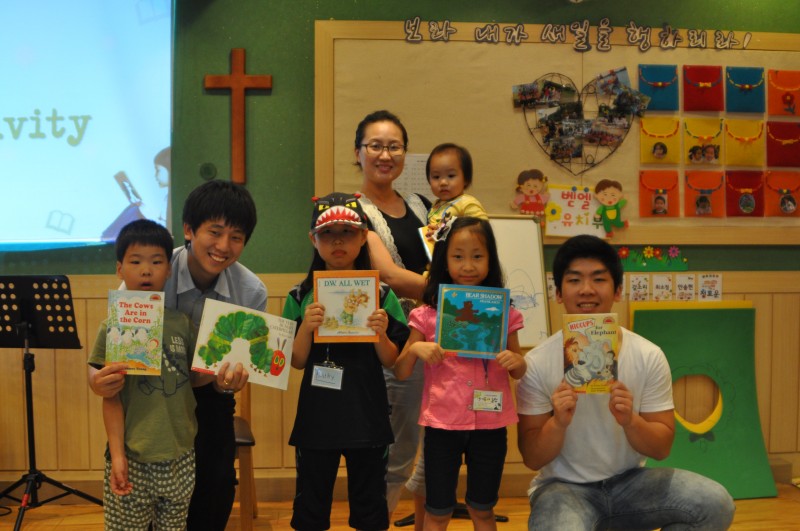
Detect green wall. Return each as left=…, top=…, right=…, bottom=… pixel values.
left=3, top=0, right=799, bottom=275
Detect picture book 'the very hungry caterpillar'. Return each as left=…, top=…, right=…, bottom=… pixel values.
left=436, top=284, right=510, bottom=359
left=562, top=313, right=620, bottom=393
left=192, top=299, right=297, bottom=390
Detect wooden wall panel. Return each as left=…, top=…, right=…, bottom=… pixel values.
left=0, top=348, right=25, bottom=471
left=31, top=348, right=58, bottom=471
left=87, top=298, right=109, bottom=471
left=56, top=300, right=91, bottom=470
left=251, top=385, right=285, bottom=469
left=770, top=295, right=800, bottom=452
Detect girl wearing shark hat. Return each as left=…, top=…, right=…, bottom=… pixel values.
left=282, top=192, right=410, bottom=531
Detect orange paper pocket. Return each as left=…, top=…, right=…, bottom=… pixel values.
left=685, top=171, right=725, bottom=218
left=767, top=69, right=800, bottom=117
left=764, top=171, right=800, bottom=217
left=640, top=171, right=679, bottom=218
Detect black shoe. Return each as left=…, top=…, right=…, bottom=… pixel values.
left=393, top=512, right=415, bottom=527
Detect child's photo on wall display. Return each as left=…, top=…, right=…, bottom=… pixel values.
left=652, top=142, right=668, bottom=160
left=652, top=194, right=668, bottom=215
left=764, top=171, right=800, bottom=217
left=685, top=170, right=726, bottom=218
left=702, top=144, right=720, bottom=164
left=684, top=118, right=724, bottom=165
left=639, top=170, right=679, bottom=218
left=726, top=171, right=765, bottom=217
left=640, top=117, right=680, bottom=164
left=688, top=145, right=704, bottom=164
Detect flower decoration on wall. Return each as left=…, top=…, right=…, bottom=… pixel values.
left=617, top=244, right=688, bottom=272
left=782, top=93, right=796, bottom=115
left=545, top=203, right=563, bottom=222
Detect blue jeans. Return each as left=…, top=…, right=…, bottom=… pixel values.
left=529, top=467, right=735, bottom=530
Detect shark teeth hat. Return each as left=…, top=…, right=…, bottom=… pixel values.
left=310, top=192, right=368, bottom=233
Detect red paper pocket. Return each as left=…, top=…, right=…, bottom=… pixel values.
left=683, top=65, right=724, bottom=112
left=725, top=171, right=765, bottom=217
left=764, top=171, right=800, bottom=217
left=639, top=171, right=679, bottom=218
left=685, top=171, right=725, bottom=218
left=766, top=121, right=800, bottom=167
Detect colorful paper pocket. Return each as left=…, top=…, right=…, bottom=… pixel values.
left=638, top=64, right=679, bottom=111
left=766, top=121, right=800, bottom=167
left=640, top=117, right=681, bottom=164
left=684, top=118, right=723, bottom=165
left=764, top=171, right=800, bottom=217
left=724, top=119, right=765, bottom=167
left=725, top=171, right=765, bottom=217
left=639, top=170, right=679, bottom=218
left=725, top=67, right=765, bottom=113
left=685, top=171, right=725, bottom=218
left=767, top=69, right=800, bottom=117
left=683, top=65, right=724, bottom=112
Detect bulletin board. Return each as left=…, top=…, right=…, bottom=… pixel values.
left=315, top=20, right=800, bottom=245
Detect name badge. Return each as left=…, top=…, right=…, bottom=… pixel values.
left=473, top=390, right=503, bottom=412
left=312, top=364, right=343, bottom=390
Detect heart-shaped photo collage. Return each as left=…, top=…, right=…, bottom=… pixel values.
left=513, top=69, right=650, bottom=176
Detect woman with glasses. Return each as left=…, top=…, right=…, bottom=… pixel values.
left=353, top=110, right=429, bottom=521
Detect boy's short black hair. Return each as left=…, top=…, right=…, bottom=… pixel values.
left=115, top=219, right=174, bottom=262
left=552, top=234, right=623, bottom=292
left=182, top=180, right=257, bottom=242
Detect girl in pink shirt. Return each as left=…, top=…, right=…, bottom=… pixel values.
left=394, top=216, right=526, bottom=530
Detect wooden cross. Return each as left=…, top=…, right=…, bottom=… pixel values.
left=204, top=48, right=272, bottom=184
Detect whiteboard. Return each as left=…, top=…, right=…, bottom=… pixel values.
left=489, top=217, right=550, bottom=348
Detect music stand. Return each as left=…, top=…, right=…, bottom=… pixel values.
left=0, top=276, right=102, bottom=531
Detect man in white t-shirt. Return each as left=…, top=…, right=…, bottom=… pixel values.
left=517, top=235, right=735, bottom=530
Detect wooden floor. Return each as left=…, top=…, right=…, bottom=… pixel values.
left=1, top=483, right=799, bottom=530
